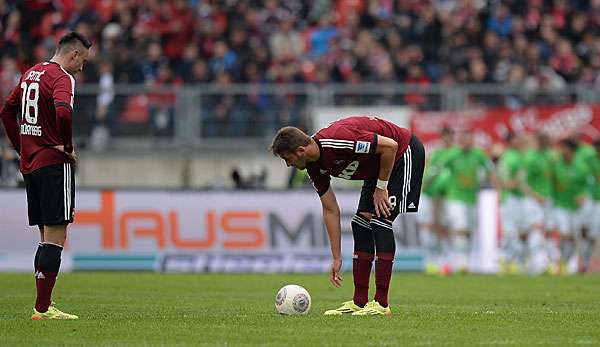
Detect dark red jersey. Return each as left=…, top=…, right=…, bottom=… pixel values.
left=0, top=61, right=75, bottom=173
left=306, top=116, right=412, bottom=195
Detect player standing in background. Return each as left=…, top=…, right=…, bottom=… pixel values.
left=552, top=139, right=588, bottom=274
left=270, top=116, right=425, bottom=316
left=497, top=133, right=528, bottom=274
left=440, top=129, right=495, bottom=273
left=417, top=127, right=453, bottom=274
left=573, top=138, right=600, bottom=273
left=522, top=133, right=557, bottom=274
left=0, top=32, right=91, bottom=320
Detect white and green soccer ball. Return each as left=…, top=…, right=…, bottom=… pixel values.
left=275, top=284, right=311, bottom=315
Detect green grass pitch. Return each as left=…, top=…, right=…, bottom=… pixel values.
left=1, top=273, right=599, bottom=346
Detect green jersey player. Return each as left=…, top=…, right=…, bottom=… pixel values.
left=497, top=133, right=527, bottom=273
left=574, top=140, right=600, bottom=272
left=440, top=129, right=495, bottom=272
left=418, top=127, right=454, bottom=272
left=553, top=139, right=589, bottom=274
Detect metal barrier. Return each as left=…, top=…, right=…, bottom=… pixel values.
left=72, top=83, right=600, bottom=147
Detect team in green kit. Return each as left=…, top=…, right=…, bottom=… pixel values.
left=418, top=128, right=600, bottom=275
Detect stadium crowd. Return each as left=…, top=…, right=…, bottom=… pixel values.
left=3, top=0, right=600, bottom=89
left=1, top=0, right=600, bottom=137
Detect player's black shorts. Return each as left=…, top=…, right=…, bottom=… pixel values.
left=358, top=134, right=425, bottom=221
left=23, top=163, right=75, bottom=227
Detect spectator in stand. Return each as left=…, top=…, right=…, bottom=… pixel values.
left=4, top=0, right=600, bottom=138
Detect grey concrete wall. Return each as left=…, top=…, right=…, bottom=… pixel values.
left=75, top=152, right=290, bottom=189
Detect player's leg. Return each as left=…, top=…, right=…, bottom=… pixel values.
left=24, top=172, right=44, bottom=273
left=35, top=228, right=44, bottom=272
left=352, top=182, right=376, bottom=307
left=446, top=201, right=470, bottom=273
left=324, top=183, right=375, bottom=315
left=523, top=198, right=547, bottom=274
left=416, top=194, right=439, bottom=273
left=372, top=135, right=424, bottom=308
left=31, top=163, right=77, bottom=320
left=581, top=202, right=600, bottom=272
left=577, top=199, right=596, bottom=273
left=35, top=225, right=66, bottom=312
left=555, top=208, right=575, bottom=274
left=500, top=196, right=520, bottom=273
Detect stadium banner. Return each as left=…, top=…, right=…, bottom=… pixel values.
left=0, top=189, right=496, bottom=273
left=411, top=104, right=600, bottom=150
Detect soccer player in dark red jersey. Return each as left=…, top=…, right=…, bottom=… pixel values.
left=0, top=32, right=91, bottom=320
left=271, top=116, right=425, bottom=316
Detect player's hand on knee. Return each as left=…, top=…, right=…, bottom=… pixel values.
left=374, top=188, right=392, bottom=218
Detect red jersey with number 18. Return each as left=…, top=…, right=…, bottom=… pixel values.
left=306, top=116, right=412, bottom=196
left=0, top=61, right=75, bottom=174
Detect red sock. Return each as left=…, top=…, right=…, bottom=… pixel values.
left=374, top=252, right=394, bottom=307
left=353, top=251, right=374, bottom=306
left=35, top=271, right=58, bottom=312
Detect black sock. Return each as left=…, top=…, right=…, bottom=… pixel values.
left=34, top=242, right=43, bottom=271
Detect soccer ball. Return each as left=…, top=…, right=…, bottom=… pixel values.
left=275, top=284, right=311, bottom=315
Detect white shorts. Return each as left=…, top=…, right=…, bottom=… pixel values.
left=577, top=198, right=600, bottom=236
left=445, top=200, right=477, bottom=232
left=553, top=207, right=578, bottom=236
left=416, top=195, right=433, bottom=225
left=500, top=195, right=527, bottom=236
left=523, top=197, right=553, bottom=230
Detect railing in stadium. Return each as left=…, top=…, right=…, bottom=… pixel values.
left=69, top=83, right=599, bottom=150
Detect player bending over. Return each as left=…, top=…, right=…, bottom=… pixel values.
left=0, top=32, right=90, bottom=320
left=270, top=116, right=425, bottom=316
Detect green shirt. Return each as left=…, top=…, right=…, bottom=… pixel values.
left=423, top=147, right=453, bottom=197
left=587, top=154, right=600, bottom=201
left=574, top=143, right=598, bottom=200
left=498, top=148, right=524, bottom=200
left=553, top=156, right=588, bottom=210
left=523, top=148, right=555, bottom=199
left=442, top=146, right=492, bottom=205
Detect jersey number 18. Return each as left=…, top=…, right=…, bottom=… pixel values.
left=20, top=82, right=39, bottom=125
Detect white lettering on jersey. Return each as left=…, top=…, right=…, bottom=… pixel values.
left=20, top=123, right=42, bottom=136
left=355, top=141, right=371, bottom=153
left=338, top=160, right=359, bottom=179
left=25, top=70, right=46, bottom=82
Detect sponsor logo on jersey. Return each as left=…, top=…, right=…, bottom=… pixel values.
left=408, top=202, right=416, bottom=209
left=319, top=169, right=327, bottom=174
left=338, top=160, right=359, bottom=179
left=355, top=141, right=370, bottom=153
left=20, top=124, right=42, bottom=136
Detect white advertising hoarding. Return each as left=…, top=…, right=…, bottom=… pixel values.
left=0, top=189, right=497, bottom=272
left=0, top=189, right=427, bottom=272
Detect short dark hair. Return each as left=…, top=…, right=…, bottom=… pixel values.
left=58, top=32, right=92, bottom=50
left=270, top=126, right=311, bottom=156
left=560, top=138, right=578, bottom=151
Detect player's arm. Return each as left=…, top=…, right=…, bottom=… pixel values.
left=374, top=135, right=398, bottom=218
left=0, top=84, right=22, bottom=153
left=319, top=186, right=343, bottom=287
left=53, top=75, right=75, bottom=156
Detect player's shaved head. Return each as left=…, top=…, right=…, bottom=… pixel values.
left=57, top=32, right=92, bottom=54
left=271, top=126, right=311, bottom=156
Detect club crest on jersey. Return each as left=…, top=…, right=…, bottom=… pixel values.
left=355, top=141, right=370, bottom=154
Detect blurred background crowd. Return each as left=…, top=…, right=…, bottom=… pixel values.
left=4, top=0, right=600, bottom=89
